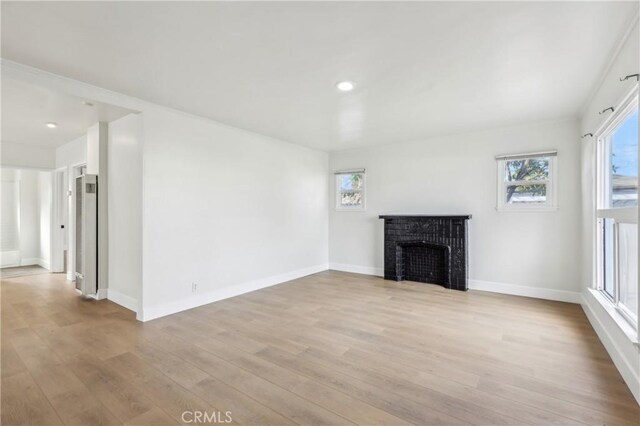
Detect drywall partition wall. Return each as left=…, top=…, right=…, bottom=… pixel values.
left=579, top=19, right=639, bottom=403
left=140, top=108, right=329, bottom=320
left=1, top=60, right=327, bottom=319
left=19, top=169, right=41, bottom=265
left=329, top=119, right=582, bottom=301
left=56, top=135, right=87, bottom=169
left=107, top=113, right=142, bottom=313
left=37, top=171, right=52, bottom=269
left=1, top=142, right=55, bottom=169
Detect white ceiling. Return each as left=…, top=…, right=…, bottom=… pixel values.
left=1, top=2, right=637, bottom=151
left=1, top=77, right=134, bottom=148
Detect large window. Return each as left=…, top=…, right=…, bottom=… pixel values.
left=595, top=88, right=638, bottom=327
left=496, top=152, right=557, bottom=210
left=335, top=169, right=365, bottom=210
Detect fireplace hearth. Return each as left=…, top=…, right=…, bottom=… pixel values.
left=379, top=215, right=471, bottom=291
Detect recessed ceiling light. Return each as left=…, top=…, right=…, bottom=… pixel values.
left=46, top=122, right=58, bottom=129
left=82, top=101, right=94, bottom=107
left=336, top=81, right=355, bottom=92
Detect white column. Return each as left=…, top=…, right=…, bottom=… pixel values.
left=87, top=122, right=109, bottom=298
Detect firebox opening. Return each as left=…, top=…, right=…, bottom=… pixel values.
left=395, top=241, right=451, bottom=286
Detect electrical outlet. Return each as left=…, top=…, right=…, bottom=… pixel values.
left=192, top=282, right=197, bottom=293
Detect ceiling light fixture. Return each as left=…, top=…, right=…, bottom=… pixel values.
left=46, top=122, right=58, bottom=129
left=336, top=81, right=355, bottom=92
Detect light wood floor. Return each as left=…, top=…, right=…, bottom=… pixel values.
left=1, top=265, right=50, bottom=279
left=2, top=271, right=639, bottom=425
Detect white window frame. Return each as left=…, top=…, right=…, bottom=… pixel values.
left=335, top=169, right=366, bottom=211
left=496, top=152, right=558, bottom=211
left=594, top=85, right=639, bottom=331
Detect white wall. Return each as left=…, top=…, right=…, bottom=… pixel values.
left=107, top=114, right=143, bottom=312
left=37, top=171, right=52, bottom=269
left=139, top=108, right=329, bottom=320
left=19, top=169, right=40, bottom=264
left=55, top=135, right=87, bottom=169
left=579, top=20, right=639, bottom=403
left=1, top=143, right=55, bottom=170
left=329, top=119, right=582, bottom=300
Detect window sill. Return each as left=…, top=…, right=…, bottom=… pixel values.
left=587, top=288, right=639, bottom=347
left=496, top=206, right=558, bottom=212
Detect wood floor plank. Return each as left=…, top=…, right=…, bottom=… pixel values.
left=255, top=343, right=469, bottom=425
left=190, top=377, right=297, bottom=426
left=66, top=352, right=158, bottom=423
left=0, top=372, right=63, bottom=425
left=174, top=344, right=355, bottom=425
left=123, top=407, right=178, bottom=426
left=1, top=343, right=28, bottom=379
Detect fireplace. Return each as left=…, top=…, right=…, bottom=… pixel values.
left=379, top=215, right=471, bottom=291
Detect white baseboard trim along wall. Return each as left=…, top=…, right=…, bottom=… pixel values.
left=0, top=251, right=20, bottom=268
left=107, top=289, right=138, bottom=314
left=329, top=263, right=384, bottom=277
left=138, top=263, right=329, bottom=322
left=16, top=258, right=51, bottom=270
left=468, top=279, right=582, bottom=304
left=581, top=289, right=640, bottom=405
left=20, top=258, right=41, bottom=267
left=328, top=264, right=582, bottom=304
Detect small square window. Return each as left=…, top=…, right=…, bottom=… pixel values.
left=496, top=154, right=557, bottom=211
left=335, top=170, right=365, bottom=210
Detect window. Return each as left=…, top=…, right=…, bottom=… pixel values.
left=595, top=87, right=638, bottom=328
left=496, top=152, right=557, bottom=210
left=602, top=109, right=638, bottom=208
left=335, top=169, right=365, bottom=210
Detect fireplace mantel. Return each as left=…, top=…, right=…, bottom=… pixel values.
left=379, top=214, right=472, bottom=220
left=379, top=215, right=471, bottom=291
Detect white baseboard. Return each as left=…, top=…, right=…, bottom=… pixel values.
left=328, top=263, right=580, bottom=304
left=1, top=250, right=20, bottom=268
left=20, top=257, right=40, bottom=266
left=21, top=257, right=51, bottom=269
left=138, top=263, right=329, bottom=322
left=469, top=279, right=581, bottom=304
left=108, top=289, right=138, bottom=313
left=329, top=263, right=384, bottom=277
left=581, top=289, right=640, bottom=405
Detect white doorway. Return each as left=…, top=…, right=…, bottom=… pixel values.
left=0, top=168, right=54, bottom=277
left=1, top=178, right=20, bottom=267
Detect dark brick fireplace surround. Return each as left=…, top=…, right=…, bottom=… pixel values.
left=379, top=215, right=472, bottom=291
